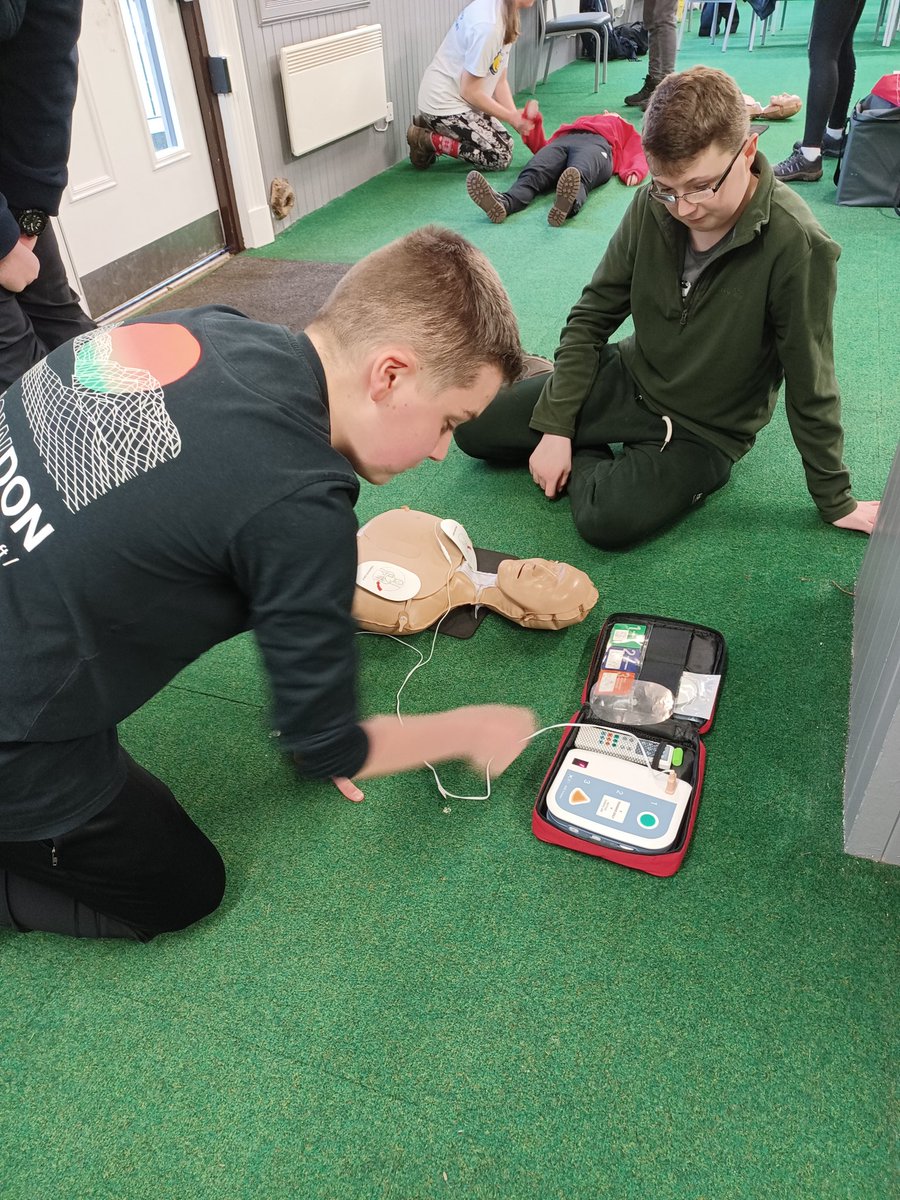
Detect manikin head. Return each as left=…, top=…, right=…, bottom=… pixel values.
left=305, top=226, right=524, bottom=485
left=492, top=558, right=598, bottom=629
left=642, top=67, right=758, bottom=242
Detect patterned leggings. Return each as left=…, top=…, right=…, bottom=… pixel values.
left=419, top=110, right=514, bottom=171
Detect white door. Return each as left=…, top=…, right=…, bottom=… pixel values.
left=58, top=0, right=225, bottom=317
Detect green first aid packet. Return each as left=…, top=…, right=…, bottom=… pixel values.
left=608, top=623, right=647, bottom=650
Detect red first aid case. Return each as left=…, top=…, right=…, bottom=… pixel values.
left=533, top=612, right=727, bottom=877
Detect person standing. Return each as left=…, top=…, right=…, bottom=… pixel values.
left=773, top=0, right=868, bottom=182
left=0, top=0, right=95, bottom=392
left=623, top=0, right=678, bottom=111
left=408, top=0, right=537, bottom=172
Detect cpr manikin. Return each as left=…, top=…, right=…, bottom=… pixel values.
left=354, top=508, right=599, bottom=634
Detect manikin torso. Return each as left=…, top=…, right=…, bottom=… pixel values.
left=354, top=508, right=599, bottom=634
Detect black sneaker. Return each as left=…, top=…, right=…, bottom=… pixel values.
left=773, top=147, right=822, bottom=182
left=792, top=133, right=845, bottom=160
left=625, top=74, right=658, bottom=108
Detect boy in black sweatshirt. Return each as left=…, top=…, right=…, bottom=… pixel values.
left=0, top=227, right=534, bottom=941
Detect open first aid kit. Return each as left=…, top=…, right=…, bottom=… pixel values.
left=533, top=613, right=726, bottom=877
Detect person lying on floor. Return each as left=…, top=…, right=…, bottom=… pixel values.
left=466, top=100, right=648, bottom=227
left=455, top=67, right=879, bottom=549
left=0, top=226, right=536, bottom=943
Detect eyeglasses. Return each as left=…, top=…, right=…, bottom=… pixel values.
left=648, top=140, right=748, bottom=206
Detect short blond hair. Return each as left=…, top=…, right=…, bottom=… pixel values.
left=310, top=226, right=524, bottom=390
left=642, top=66, right=750, bottom=172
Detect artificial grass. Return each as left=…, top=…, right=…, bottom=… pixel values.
left=2, top=7, right=898, bottom=1198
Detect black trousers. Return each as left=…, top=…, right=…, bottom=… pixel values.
left=454, top=345, right=733, bottom=549
left=802, top=0, right=867, bottom=146
left=0, top=751, right=226, bottom=941
left=503, top=133, right=614, bottom=218
left=0, top=223, right=96, bottom=392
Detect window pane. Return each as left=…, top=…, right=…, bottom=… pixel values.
left=119, top=0, right=182, bottom=155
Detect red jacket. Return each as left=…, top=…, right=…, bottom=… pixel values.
left=524, top=113, right=648, bottom=183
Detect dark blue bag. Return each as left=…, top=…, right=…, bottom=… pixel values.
left=698, top=2, right=739, bottom=36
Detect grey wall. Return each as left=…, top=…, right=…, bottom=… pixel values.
left=232, top=1, right=557, bottom=230
left=844, top=441, right=900, bottom=864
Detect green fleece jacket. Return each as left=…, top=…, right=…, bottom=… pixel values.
left=530, top=152, right=855, bottom=522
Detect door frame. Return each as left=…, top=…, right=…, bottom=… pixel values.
left=192, top=0, right=275, bottom=252
left=59, top=0, right=275, bottom=318
left=177, top=0, right=241, bottom=253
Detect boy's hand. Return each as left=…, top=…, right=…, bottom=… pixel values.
left=831, top=500, right=879, bottom=535
left=0, top=236, right=39, bottom=292
left=625, top=173, right=640, bottom=186
left=456, top=704, right=537, bottom=775
left=332, top=776, right=365, bottom=802
left=328, top=706, right=535, bottom=800
left=529, top=433, right=572, bottom=498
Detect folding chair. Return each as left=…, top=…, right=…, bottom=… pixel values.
left=677, top=1, right=739, bottom=51
left=535, top=0, right=612, bottom=93
left=876, top=0, right=899, bottom=46
left=748, top=0, right=796, bottom=52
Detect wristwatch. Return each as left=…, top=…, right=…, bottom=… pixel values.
left=12, top=208, right=49, bottom=237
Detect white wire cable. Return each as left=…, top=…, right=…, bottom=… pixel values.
left=476, top=720, right=668, bottom=803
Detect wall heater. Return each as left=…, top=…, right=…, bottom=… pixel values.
left=280, top=25, right=388, bottom=158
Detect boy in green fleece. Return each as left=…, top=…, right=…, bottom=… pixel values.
left=455, top=66, right=879, bottom=548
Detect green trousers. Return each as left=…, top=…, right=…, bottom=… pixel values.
left=454, top=345, right=733, bottom=549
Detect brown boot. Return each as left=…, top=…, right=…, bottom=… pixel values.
left=548, top=167, right=581, bottom=226
left=624, top=74, right=660, bottom=109
left=466, top=171, right=508, bottom=223
left=518, top=353, right=554, bottom=380
left=407, top=123, right=436, bottom=170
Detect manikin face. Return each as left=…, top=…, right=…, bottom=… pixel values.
left=351, top=359, right=502, bottom=485
left=648, top=135, right=758, bottom=241
left=496, top=558, right=597, bottom=616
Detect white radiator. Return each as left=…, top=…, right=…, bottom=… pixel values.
left=280, top=25, right=388, bottom=158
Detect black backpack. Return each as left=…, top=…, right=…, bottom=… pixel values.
left=578, top=1, right=648, bottom=62
left=615, top=20, right=649, bottom=58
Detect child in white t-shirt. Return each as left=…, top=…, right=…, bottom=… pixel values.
left=408, top=0, right=537, bottom=172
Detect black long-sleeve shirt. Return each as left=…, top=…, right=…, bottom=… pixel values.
left=0, top=0, right=83, bottom=256
left=0, top=306, right=369, bottom=839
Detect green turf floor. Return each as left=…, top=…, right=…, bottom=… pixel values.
left=3, top=6, right=898, bottom=1197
